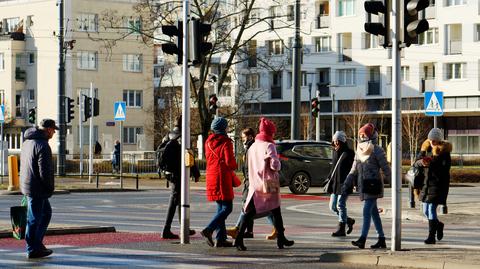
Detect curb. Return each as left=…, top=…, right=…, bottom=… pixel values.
left=319, top=252, right=480, bottom=269
left=0, top=226, right=116, bottom=239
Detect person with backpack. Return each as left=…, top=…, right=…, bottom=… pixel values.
left=160, top=127, right=198, bottom=239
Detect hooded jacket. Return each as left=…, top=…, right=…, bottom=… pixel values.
left=20, top=128, right=55, bottom=198
left=205, top=133, right=237, bottom=201
left=420, top=141, right=452, bottom=204
left=326, top=142, right=355, bottom=195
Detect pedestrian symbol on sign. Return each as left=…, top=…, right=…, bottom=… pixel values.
left=424, top=92, right=443, bottom=116
left=114, top=102, right=127, bottom=121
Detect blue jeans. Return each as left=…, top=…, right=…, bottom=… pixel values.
left=329, top=194, right=348, bottom=223
left=206, top=200, right=233, bottom=242
left=360, top=198, right=384, bottom=238
left=26, top=197, right=52, bottom=254
left=422, top=202, right=438, bottom=220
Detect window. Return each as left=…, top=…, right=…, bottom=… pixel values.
left=475, top=24, right=480, bottom=42
left=77, top=51, right=97, bottom=70
left=0, top=90, right=5, bottom=105
left=123, top=90, right=143, bottom=108
left=386, top=66, right=410, bottom=82
left=124, top=17, right=142, bottom=34
left=123, top=127, right=143, bottom=144
left=268, top=40, right=284, bottom=55
left=338, top=0, right=355, bottom=17
left=123, top=54, right=142, bottom=72
left=28, top=52, right=35, bottom=64
left=292, top=145, right=331, bottom=158
left=271, top=71, right=282, bottom=99
left=446, top=0, right=466, bottom=6
left=77, top=13, right=98, bottom=32
left=247, top=40, right=257, bottom=67
left=450, top=135, right=479, bottom=154
left=315, top=36, right=331, bottom=52
left=15, top=93, right=22, bottom=117
left=78, top=126, right=98, bottom=145
left=364, top=33, right=379, bottom=49
left=446, top=63, right=465, bottom=80
left=287, top=5, right=294, bottom=21
left=418, top=28, right=439, bottom=45
left=5, top=17, right=20, bottom=32
left=246, top=73, right=259, bottom=89
left=269, top=6, right=281, bottom=18
left=337, top=69, right=356, bottom=86
left=28, top=89, right=35, bottom=101
left=302, top=71, right=308, bottom=86
left=0, top=53, right=4, bottom=70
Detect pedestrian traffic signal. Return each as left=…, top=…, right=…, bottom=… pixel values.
left=311, top=98, right=319, bottom=117
left=161, top=20, right=183, bottom=65
left=28, top=108, right=36, bottom=124
left=66, top=97, right=75, bottom=123
left=209, top=94, right=218, bottom=115
left=403, top=0, right=430, bottom=47
left=189, top=18, right=212, bottom=66
left=93, top=98, right=100, bottom=117
left=364, top=0, right=390, bottom=48
left=83, top=95, right=91, bottom=122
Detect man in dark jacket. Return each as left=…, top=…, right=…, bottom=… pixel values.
left=20, top=119, right=58, bottom=259
left=326, top=131, right=355, bottom=237
left=161, top=127, right=199, bottom=239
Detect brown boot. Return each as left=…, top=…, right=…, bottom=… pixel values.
left=226, top=226, right=239, bottom=239
left=266, top=227, right=277, bottom=240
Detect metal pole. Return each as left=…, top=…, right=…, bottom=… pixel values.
left=316, top=85, right=320, bottom=141
left=57, top=0, right=66, bottom=176
left=79, top=91, right=83, bottom=177
left=308, top=83, right=312, bottom=140
left=331, top=91, right=335, bottom=139
left=433, top=116, right=437, bottom=128
left=1, top=122, right=3, bottom=180
left=88, top=83, right=94, bottom=183
left=180, top=0, right=191, bottom=244
left=290, top=0, right=301, bottom=140
left=214, top=76, right=219, bottom=118
left=391, top=0, right=402, bottom=251
left=120, top=121, right=123, bottom=188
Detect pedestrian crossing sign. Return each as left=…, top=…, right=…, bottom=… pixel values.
left=424, top=91, right=443, bottom=116
left=0, top=105, right=4, bottom=123
left=114, top=102, right=126, bottom=121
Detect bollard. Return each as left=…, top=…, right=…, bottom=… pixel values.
left=96, top=173, right=99, bottom=189
left=136, top=174, right=139, bottom=190
left=7, top=155, right=19, bottom=191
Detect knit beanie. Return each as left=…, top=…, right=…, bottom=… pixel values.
left=358, top=123, right=377, bottom=141
left=259, top=117, right=276, bottom=136
left=332, top=131, right=347, bottom=143
left=428, top=128, right=443, bottom=142
left=210, top=117, right=228, bottom=135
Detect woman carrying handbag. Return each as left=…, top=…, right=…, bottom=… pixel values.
left=234, top=118, right=294, bottom=251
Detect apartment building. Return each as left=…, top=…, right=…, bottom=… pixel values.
left=0, top=0, right=154, bottom=154
left=232, top=0, right=480, bottom=154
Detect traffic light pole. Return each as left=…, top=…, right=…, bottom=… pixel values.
left=391, top=0, right=402, bottom=251
left=88, top=83, right=94, bottom=183
left=290, top=0, right=301, bottom=140
left=315, top=87, right=320, bottom=141
left=78, top=91, right=83, bottom=177
left=180, top=0, right=191, bottom=245
left=57, top=0, right=66, bottom=176
left=308, top=83, right=312, bottom=140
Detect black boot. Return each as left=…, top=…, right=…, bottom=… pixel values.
left=352, top=236, right=366, bottom=249
left=436, top=220, right=444, bottom=241
left=424, top=220, right=436, bottom=244
left=276, top=233, right=294, bottom=249
left=370, top=237, right=386, bottom=249
left=332, top=222, right=346, bottom=237
left=346, top=218, right=355, bottom=234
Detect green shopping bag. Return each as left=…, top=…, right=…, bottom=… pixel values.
left=10, top=196, right=28, bottom=240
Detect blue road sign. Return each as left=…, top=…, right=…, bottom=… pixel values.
left=424, top=91, right=443, bottom=116
left=0, top=105, right=4, bottom=123
left=114, top=102, right=126, bottom=121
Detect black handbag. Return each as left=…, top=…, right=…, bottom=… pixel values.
left=362, top=178, right=382, bottom=195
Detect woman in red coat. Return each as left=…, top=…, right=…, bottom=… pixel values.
left=201, top=117, right=238, bottom=248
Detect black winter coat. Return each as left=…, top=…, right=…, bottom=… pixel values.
left=326, top=143, right=355, bottom=195
left=20, top=128, right=55, bottom=198
left=241, top=139, right=254, bottom=202
left=420, top=141, right=452, bottom=205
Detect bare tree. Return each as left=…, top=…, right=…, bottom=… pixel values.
left=341, top=97, right=369, bottom=145
left=402, top=99, right=430, bottom=164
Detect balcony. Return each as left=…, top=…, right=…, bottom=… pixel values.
left=338, top=48, right=352, bottom=62
left=447, top=40, right=462, bottom=55
left=367, top=81, right=381, bottom=96
left=318, top=84, right=330, bottom=97
left=270, top=86, right=282, bottom=99
left=315, top=15, right=330, bottom=29
left=421, top=78, right=436, bottom=93
left=247, top=56, right=257, bottom=67
left=15, top=67, right=26, bottom=81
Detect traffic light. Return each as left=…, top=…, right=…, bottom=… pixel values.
left=189, top=18, right=212, bottom=66
left=66, top=97, right=75, bottom=123
left=83, top=95, right=91, bottom=121
left=161, top=20, right=183, bottom=65
left=403, top=0, right=430, bottom=47
left=364, top=0, right=390, bottom=48
left=93, top=98, right=100, bottom=117
left=208, top=94, right=218, bottom=115
left=28, top=108, right=36, bottom=124
left=311, top=98, right=319, bottom=117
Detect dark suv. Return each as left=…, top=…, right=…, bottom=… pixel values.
left=276, top=140, right=333, bottom=194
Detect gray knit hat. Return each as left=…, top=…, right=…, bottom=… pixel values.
left=428, top=128, right=443, bottom=142
left=332, top=131, right=347, bottom=143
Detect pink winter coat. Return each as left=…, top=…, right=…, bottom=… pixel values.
left=245, top=140, right=281, bottom=214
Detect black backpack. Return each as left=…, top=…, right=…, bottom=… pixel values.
left=155, top=140, right=170, bottom=171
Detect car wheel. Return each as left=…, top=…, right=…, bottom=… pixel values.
left=289, top=172, right=311, bottom=194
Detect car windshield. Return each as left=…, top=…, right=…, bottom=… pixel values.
left=292, top=144, right=331, bottom=158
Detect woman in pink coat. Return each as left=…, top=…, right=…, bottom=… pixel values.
left=234, top=118, right=294, bottom=251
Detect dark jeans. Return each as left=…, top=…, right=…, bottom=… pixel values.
left=206, top=200, right=233, bottom=242
left=163, top=175, right=180, bottom=233
left=26, top=197, right=52, bottom=254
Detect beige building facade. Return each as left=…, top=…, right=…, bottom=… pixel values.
left=0, top=0, right=154, bottom=155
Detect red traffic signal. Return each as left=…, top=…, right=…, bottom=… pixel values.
left=209, top=94, right=218, bottom=115
left=311, top=98, right=319, bottom=117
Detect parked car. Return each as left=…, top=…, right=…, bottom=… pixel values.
left=276, top=140, right=333, bottom=194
